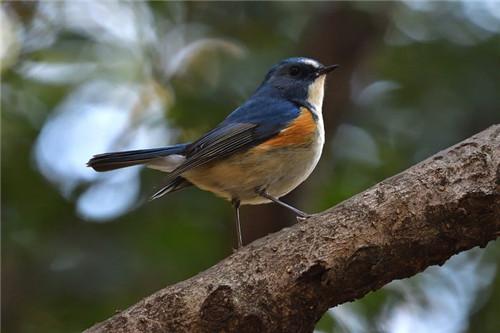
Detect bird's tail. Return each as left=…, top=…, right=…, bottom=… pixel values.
left=87, top=144, right=189, bottom=172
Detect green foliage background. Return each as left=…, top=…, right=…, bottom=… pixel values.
left=2, top=2, right=500, bottom=332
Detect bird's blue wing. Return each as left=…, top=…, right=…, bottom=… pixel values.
left=151, top=98, right=300, bottom=199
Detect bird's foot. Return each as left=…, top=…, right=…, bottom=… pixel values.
left=296, top=213, right=314, bottom=222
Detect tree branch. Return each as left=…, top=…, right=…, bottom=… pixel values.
left=85, top=125, right=500, bottom=333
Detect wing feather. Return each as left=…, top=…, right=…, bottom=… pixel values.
left=151, top=98, right=301, bottom=200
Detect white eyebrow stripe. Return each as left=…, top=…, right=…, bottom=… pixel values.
left=300, top=58, right=320, bottom=68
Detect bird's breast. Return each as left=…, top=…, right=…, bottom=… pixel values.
left=256, top=107, right=319, bottom=150
left=183, top=107, right=325, bottom=204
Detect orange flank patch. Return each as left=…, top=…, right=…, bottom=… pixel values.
left=258, top=107, right=316, bottom=149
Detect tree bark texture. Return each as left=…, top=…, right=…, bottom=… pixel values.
left=85, top=125, right=500, bottom=333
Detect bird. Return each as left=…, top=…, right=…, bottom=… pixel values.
left=87, top=57, right=338, bottom=248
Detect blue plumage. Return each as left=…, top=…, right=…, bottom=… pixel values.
left=87, top=57, right=338, bottom=247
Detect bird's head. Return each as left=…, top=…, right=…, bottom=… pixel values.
left=259, top=57, right=338, bottom=111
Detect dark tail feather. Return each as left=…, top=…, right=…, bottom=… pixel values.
left=87, top=144, right=188, bottom=172
left=150, top=177, right=192, bottom=201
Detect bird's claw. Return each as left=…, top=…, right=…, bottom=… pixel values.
left=296, top=214, right=313, bottom=222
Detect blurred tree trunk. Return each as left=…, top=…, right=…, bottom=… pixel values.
left=85, top=126, right=499, bottom=333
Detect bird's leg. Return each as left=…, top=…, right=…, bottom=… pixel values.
left=256, top=188, right=312, bottom=219
left=232, top=199, right=243, bottom=249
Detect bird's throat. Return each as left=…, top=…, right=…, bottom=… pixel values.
left=307, top=75, right=325, bottom=113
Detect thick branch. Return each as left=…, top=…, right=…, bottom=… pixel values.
left=86, top=125, right=500, bottom=333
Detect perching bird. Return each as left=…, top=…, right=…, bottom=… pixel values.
left=87, top=57, right=338, bottom=248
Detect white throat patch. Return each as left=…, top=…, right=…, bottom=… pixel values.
left=307, top=75, right=325, bottom=113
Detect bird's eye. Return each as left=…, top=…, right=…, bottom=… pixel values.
left=289, top=66, right=301, bottom=76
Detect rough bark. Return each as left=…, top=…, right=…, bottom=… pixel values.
left=85, top=125, right=500, bottom=333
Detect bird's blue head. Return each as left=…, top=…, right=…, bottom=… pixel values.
left=257, top=57, right=338, bottom=111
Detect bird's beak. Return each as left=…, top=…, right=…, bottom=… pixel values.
left=316, top=64, right=339, bottom=76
